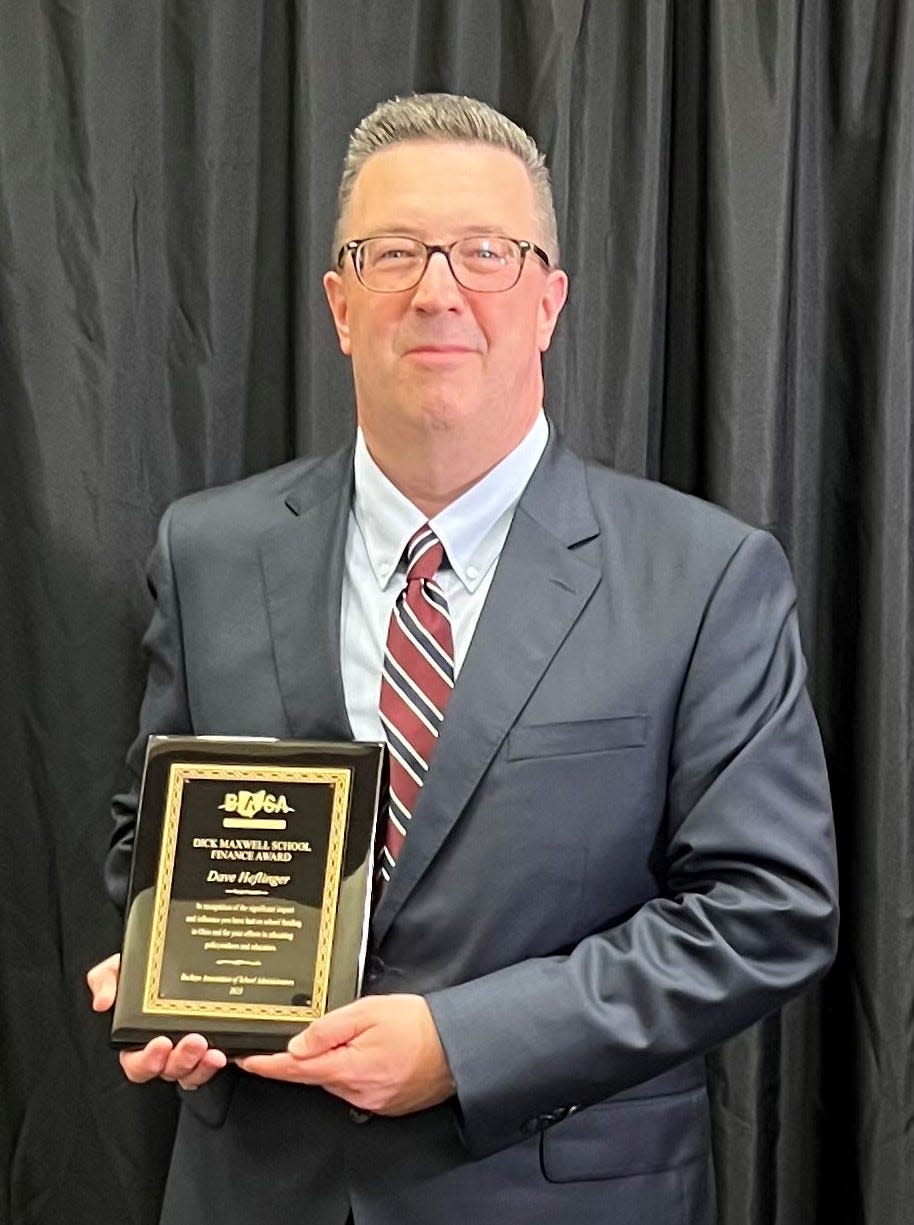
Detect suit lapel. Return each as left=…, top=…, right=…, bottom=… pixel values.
left=372, top=436, right=601, bottom=943
left=259, top=446, right=355, bottom=741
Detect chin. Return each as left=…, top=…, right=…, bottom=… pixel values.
left=379, top=382, right=472, bottom=431
left=410, top=396, right=477, bottom=432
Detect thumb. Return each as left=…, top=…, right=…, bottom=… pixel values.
left=288, top=1003, right=366, bottom=1058
left=87, top=953, right=120, bottom=1012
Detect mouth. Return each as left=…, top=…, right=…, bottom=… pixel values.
left=404, top=345, right=477, bottom=361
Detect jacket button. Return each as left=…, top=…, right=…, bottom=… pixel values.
left=349, top=1107, right=373, bottom=1124
left=521, top=1106, right=578, bottom=1137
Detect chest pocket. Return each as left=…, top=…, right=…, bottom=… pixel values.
left=507, top=715, right=648, bottom=761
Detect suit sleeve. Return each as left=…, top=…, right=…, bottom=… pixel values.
left=425, top=528, right=839, bottom=1158
left=105, top=505, right=192, bottom=911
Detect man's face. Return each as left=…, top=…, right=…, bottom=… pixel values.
left=324, top=140, right=568, bottom=461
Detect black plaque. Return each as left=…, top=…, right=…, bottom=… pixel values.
left=111, top=736, right=385, bottom=1054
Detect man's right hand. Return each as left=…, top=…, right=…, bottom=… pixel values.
left=87, top=953, right=227, bottom=1089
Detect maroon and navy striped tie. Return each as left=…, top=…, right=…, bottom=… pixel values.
left=377, top=524, right=455, bottom=885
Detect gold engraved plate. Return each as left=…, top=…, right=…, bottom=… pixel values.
left=143, top=763, right=350, bottom=1022
left=112, top=737, right=385, bottom=1054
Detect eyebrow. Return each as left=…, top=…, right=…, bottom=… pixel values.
left=359, top=224, right=511, bottom=238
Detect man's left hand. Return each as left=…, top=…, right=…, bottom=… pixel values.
left=235, top=994, right=456, bottom=1116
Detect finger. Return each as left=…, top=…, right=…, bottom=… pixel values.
left=177, top=1047, right=227, bottom=1090
left=235, top=1050, right=349, bottom=1084
left=287, top=1004, right=367, bottom=1058
left=86, top=953, right=121, bottom=1012
left=284, top=1050, right=352, bottom=1085
left=121, top=1036, right=174, bottom=1084
left=158, top=1034, right=211, bottom=1082
left=235, top=1052, right=300, bottom=1081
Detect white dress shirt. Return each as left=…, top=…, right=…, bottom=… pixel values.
left=341, top=412, right=549, bottom=740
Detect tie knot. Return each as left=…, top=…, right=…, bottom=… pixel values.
left=405, top=524, right=444, bottom=583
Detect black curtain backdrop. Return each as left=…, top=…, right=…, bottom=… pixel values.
left=1, top=2, right=911, bottom=1223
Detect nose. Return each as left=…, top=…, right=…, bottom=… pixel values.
left=410, top=250, right=465, bottom=310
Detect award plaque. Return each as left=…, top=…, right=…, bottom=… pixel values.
left=111, top=736, right=385, bottom=1054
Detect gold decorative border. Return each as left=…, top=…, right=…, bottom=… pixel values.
left=143, top=763, right=351, bottom=1022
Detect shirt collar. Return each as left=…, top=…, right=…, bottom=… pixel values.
left=352, top=411, right=549, bottom=592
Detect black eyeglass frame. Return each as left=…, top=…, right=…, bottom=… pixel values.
left=335, top=234, right=552, bottom=293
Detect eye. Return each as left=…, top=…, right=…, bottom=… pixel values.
left=363, top=239, right=423, bottom=266
left=460, top=237, right=514, bottom=265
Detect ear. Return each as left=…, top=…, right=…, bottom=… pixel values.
left=323, top=270, right=352, bottom=356
left=536, top=269, right=569, bottom=353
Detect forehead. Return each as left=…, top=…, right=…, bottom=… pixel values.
left=344, top=140, right=538, bottom=238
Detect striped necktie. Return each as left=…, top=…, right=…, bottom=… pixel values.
left=377, top=524, right=455, bottom=885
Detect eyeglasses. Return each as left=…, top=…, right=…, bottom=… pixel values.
left=336, top=234, right=551, bottom=293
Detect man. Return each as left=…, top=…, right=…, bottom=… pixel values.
left=89, top=93, right=838, bottom=1224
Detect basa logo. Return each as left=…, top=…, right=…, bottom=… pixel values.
left=218, top=790, right=295, bottom=817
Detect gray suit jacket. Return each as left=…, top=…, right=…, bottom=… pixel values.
left=107, top=431, right=838, bottom=1225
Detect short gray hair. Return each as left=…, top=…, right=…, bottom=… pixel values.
left=333, top=93, right=560, bottom=265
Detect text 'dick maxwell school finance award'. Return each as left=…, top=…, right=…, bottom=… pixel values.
left=111, top=736, right=385, bottom=1054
